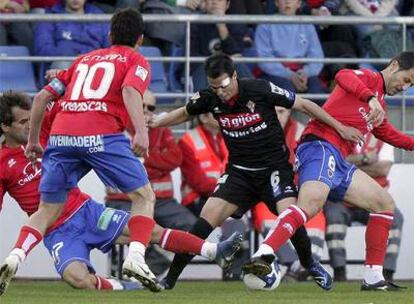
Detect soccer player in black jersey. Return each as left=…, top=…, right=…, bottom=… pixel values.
left=149, top=54, right=363, bottom=290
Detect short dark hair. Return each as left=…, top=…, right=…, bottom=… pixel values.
left=110, top=8, right=144, bottom=47
left=0, top=91, right=31, bottom=136
left=391, top=51, right=414, bottom=71
left=204, top=53, right=236, bottom=79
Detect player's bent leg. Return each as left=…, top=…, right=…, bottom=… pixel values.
left=64, top=261, right=142, bottom=291
left=123, top=184, right=160, bottom=292
left=0, top=202, right=65, bottom=296
left=244, top=182, right=329, bottom=276
left=162, top=197, right=239, bottom=290
left=343, top=169, right=397, bottom=291
left=63, top=262, right=96, bottom=289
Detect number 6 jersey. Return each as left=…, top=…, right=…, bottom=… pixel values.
left=44, top=45, right=151, bottom=136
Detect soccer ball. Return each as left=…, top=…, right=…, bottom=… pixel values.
left=243, top=262, right=282, bottom=291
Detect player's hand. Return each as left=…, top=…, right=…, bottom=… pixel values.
left=186, top=0, right=201, bottom=10
left=368, top=97, right=385, bottom=127
left=132, top=133, right=149, bottom=158
left=291, top=73, right=307, bottom=92
left=24, top=142, right=44, bottom=162
left=45, top=69, right=62, bottom=82
left=337, top=125, right=365, bottom=144
left=147, top=116, right=159, bottom=129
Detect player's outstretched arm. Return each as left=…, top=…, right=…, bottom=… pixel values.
left=26, top=89, right=55, bottom=160
left=148, top=106, right=190, bottom=128
left=293, top=96, right=364, bottom=143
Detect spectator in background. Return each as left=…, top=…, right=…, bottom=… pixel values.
left=34, top=0, right=110, bottom=69
left=0, top=0, right=34, bottom=53
left=339, top=0, right=400, bottom=41
left=179, top=112, right=228, bottom=217
left=398, top=0, right=414, bottom=40
left=302, top=0, right=359, bottom=90
left=255, top=0, right=326, bottom=97
left=106, top=90, right=197, bottom=276
left=29, top=0, right=58, bottom=13
left=228, top=0, right=265, bottom=15
left=190, top=0, right=253, bottom=92
left=90, top=0, right=142, bottom=14
left=142, top=0, right=203, bottom=55
left=325, top=133, right=404, bottom=282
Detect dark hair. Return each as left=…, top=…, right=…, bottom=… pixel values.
left=0, top=91, right=31, bottom=136
left=204, top=53, right=236, bottom=79
left=110, top=8, right=144, bottom=47
left=391, top=51, right=414, bottom=71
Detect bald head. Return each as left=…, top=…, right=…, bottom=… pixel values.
left=143, top=90, right=157, bottom=119
left=143, top=90, right=156, bottom=107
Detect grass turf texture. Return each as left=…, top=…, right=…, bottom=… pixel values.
left=1, top=281, right=413, bottom=304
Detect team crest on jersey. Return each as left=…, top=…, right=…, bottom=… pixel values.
left=8, top=159, right=16, bottom=168
left=135, top=65, right=148, bottom=81
left=246, top=100, right=256, bottom=113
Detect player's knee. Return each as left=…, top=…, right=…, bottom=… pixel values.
left=373, top=192, right=395, bottom=213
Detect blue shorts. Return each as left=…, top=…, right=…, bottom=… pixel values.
left=296, top=140, right=357, bottom=202
left=40, top=133, right=149, bottom=203
left=43, top=199, right=129, bottom=277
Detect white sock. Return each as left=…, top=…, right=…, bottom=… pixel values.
left=252, top=243, right=274, bottom=258
left=107, top=278, right=124, bottom=290
left=127, top=241, right=146, bottom=263
left=10, top=248, right=26, bottom=262
left=364, top=265, right=384, bottom=284
left=200, top=242, right=217, bottom=260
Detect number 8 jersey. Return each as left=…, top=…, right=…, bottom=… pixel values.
left=44, top=45, right=151, bottom=136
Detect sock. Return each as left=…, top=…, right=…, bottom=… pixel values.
left=128, top=215, right=155, bottom=247
left=164, top=218, right=213, bottom=287
left=127, top=242, right=146, bottom=263
left=13, top=225, right=43, bottom=259
left=365, top=212, right=394, bottom=266
left=159, top=229, right=205, bottom=256
left=364, top=265, right=384, bottom=284
left=94, top=275, right=114, bottom=290
left=290, top=226, right=314, bottom=269
left=263, top=205, right=308, bottom=253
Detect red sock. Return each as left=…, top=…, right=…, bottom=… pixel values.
left=13, top=225, right=43, bottom=256
left=94, top=275, right=113, bottom=290
left=263, top=205, right=308, bottom=251
left=128, top=215, right=155, bottom=247
left=365, top=211, right=394, bottom=266
left=159, top=229, right=204, bottom=255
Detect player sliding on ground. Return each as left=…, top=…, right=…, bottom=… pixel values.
left=0, top=91, right=242, bottom=294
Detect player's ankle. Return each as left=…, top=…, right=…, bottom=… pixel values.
left=10, top=248, right=26, bottom=262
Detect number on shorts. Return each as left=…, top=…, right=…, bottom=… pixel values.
left=71, top=62, right=115, bottom=100
left=270, top=170, right=280, bottom=188
left=51, top=241, right=64, bottom=264
left=328, top=155, right=336, bottom=172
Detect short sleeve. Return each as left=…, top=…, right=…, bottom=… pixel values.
left=122, top=58, right=151, bottom=97
left=267, top=81, right=296, bottom=109
left=185, top=91, right=214, bottom=116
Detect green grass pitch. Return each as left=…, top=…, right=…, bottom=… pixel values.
left=1, top=280, right=413, bottom=304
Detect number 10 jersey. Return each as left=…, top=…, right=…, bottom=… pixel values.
left=45, top=45, right=151, bottom=136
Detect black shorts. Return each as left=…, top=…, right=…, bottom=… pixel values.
left=211, top=164, right=298, bottom=216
